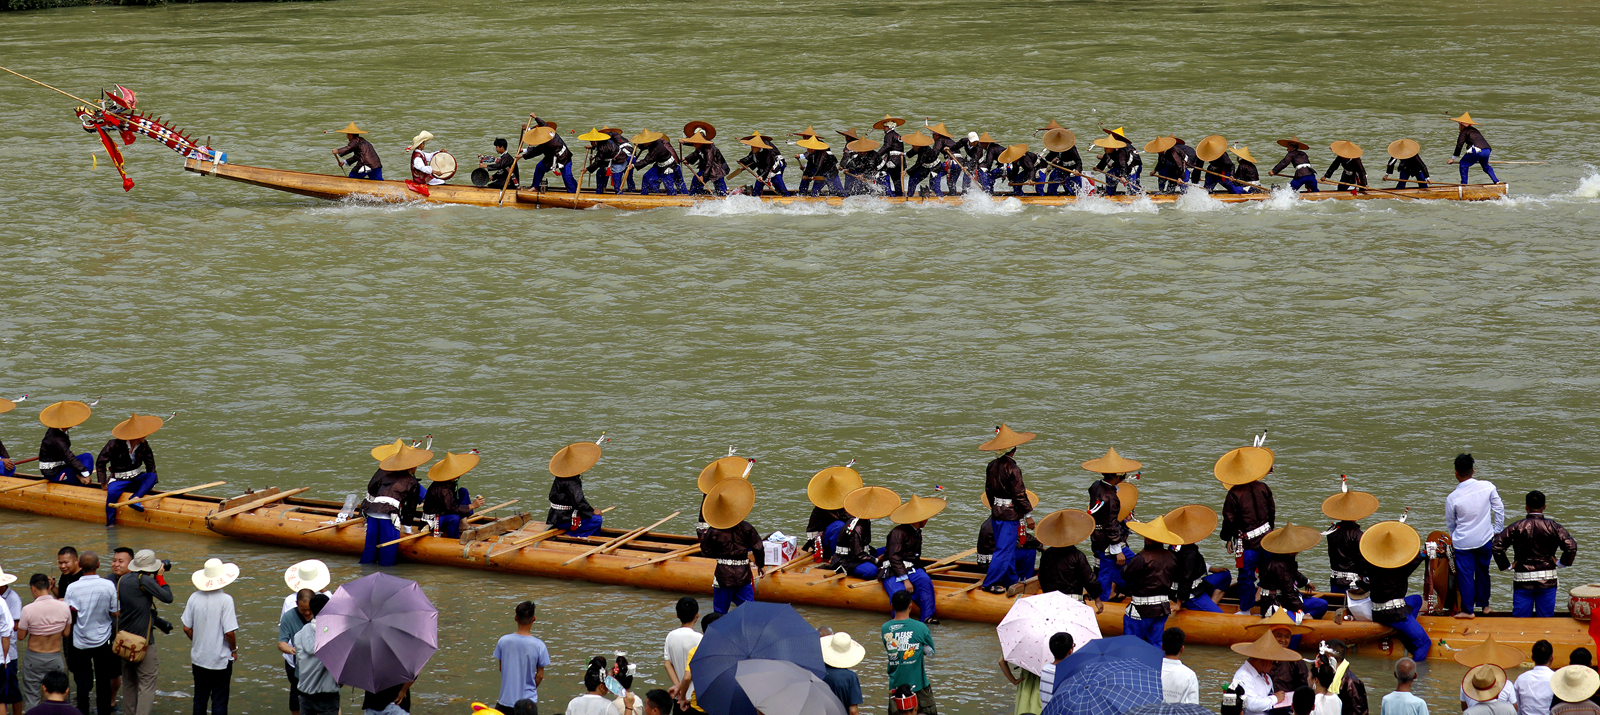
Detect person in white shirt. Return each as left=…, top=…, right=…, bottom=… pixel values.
left=408, top=132, right=448, bottom=186
left=181, top=559, right=240, bottom=715
left=662, top=597, right=702, bottom=695
left=1515, top=641, right=1558, bottom=715
left=1465, top=665, right=1516, bottom=715
left=0, top=592, right=17, bottom=715
left=63, top=552, right=120, bottom=715
left=1040, top=632, right=1074, bottom=707
left=567, top=657, right=616, bottom=715
left=1229, top=632, right=1298, bottom=715
left=1161, top=627, right=1198, bottom=705
left=1445, top=453, right=1504, bottom=617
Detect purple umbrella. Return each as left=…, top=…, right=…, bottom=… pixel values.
left=314, top=572, right=438, bottom=693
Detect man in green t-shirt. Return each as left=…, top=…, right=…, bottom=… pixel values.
left=881, top=590, right=937, bottom=714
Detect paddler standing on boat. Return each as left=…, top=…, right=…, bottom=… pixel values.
left=805, top=463, right=862, bottom=557
left=1083, top=447, right=1140, bottom=601
left=631, top=130, right=684, bottom=196
left=1148, top=135, right=1185, bottom=194
left=361, top=442, right=431, bottom=566
left=872, top=115, right=906, bottom=196
left=831, top=486, right=898, bottom=580
left=999, top=144, right=1044, bottom=196
left=1120, top=515, right=1181, bottom=647
left=1323, top=142, right=1368, bottom=193
left=900, top=131, right=937, bottom=195
left=1271, top=137, right=1320, bottom=194
left=1034, top=508, right=1099, bottom=607
left=1166, top=505, right=1232, bottom=613
left=579, top=127, right=623, bottom=194
left=547, top=438, right=606, bottom=537
left=681, top=122, right=729, bottom=196
left=1385, top=139, right=1430, bottom=190
left=699, top=478, right=764, bottom=614
left=880, top=493, right=946, bottom=625
left=422, top=451, right=485, bottom=538
left=1451, top=113, right=1499, bottom=185
left=330, top=123, right=382, bottom=181
left=1257, top=524, right=1330, bottom=620
left=1493, top=490, right=1578, bottom=618
left=521, top=125, right=577, bottom=193
left=844, top=136, right=883, bottom=196
left=96, top=413, right=163, bottom=526
left=408, top=132, right=448, bottom=186
left=1217, top=438, right=1276, bottom=614
left=979, top=424, right=1036, bottom=595
left=795, top=134, right=842, bottom=197
left=1092, top=132, right=1133, bottom=196
left=697, top=453, right=754, bottom=537
left=1040, top=125, right=1083, bottom=196
left=1358, top=520, right=1430, bottom=660
left=1321, top=480, right=1379, bottom=594
left=971, top=133, right=1006, bottom=193
left=38, top=401, right=94, bottom=485
left=976, top=490, right=1040, bottom=594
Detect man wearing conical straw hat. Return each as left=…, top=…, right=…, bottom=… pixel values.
left=522, top=123, right=578, bottom=193
left=905, top=123, right=956, bottom=197
left=1040, top=125, right=1084, bottom=197
left=805, top=463, right=862, bottom=558
left=696, top=452, right=755, bottom=536
left=681, top=122, right=730, bottom=195
left=1083, top=446, right=1140, bottom=601
left=1323, top=141, right=1369, bottom=194
left=96, top=413, right=165, bottom=526
left=1493, top=489, right=1578, bottom=619
left=1258, top=524, right=1330, bottom=620
left=795, top=135, right=842, bottom=197
left=1322, top=478, right=1380, bottom=595
left=631, top=130, right=685, bottom=196
left=698, top=478, right=765, bottom=614
left=731, top=132, right=792, bottom=197
left=1034, top=508, right=1098, bottom=607
left=1226, top=632, right=1301, bottom=715
left=880, top=493, right=946, bottom=625
left=1451, top=112, right=1499, bottom=185
left=422, top=450, right=487, bottom=538
left=979, top=425, right=1038, bottom=595
left=1243, top=611, right=1312, bottom=697
left=1217, top=435, right=1276, bottom=614
left=1385, top=139, right=1431, bottom=190
left=330, top=122, right=382, bottom=181
left=1121, top=516, right=1182, bottom=647
left=830, top=486, right=899, bottom=580
left=548, top=438, right=607, bottom=537
left=361, top=441, right=432, bottom=566
left=38, top=401, right=95, bottom=485
left=1166, top=505, right=1232, bottom=613
left=1359, top=520, right=1430, bottom=661
left=976, top=489, right=1041, bottom=597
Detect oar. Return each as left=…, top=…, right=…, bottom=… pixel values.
left=1382, top=175, right=1467, bottom=187
left=1447, top=158, right=1546, bottom=165
left=776, top=551, right=817, bottom=574
left=7, top=457, right=39, bottom=467
left=302, top=518, right=362, bottom=535
left=115, top=481, right=227, bottom=509
left=487, top=505, right=617, bottom=558
left=941, top=579, right=988, bottom=599
left=1312, top=175, right=1421, bottom=201
left=473, top=499, right=521, bottom=517
left=0, top=480, right=48, bottom=495
left=496, top=122, right=530, bottom=207
left=923, top=547, right=979, bottom=570
left=561, top=511, right=680, bottom=565
left=943, top=149, right=980, bottom=184
left=577, top=147, right=591, bottom=197
left=375, top=500, right=533, bottom=549
left=1043, top=160, right=1101, bottom=189
left=1194, top=166, right=1272, bottom=194
left=207, top=487, right=312, bottom=521
left=624, top=543, right=701, bottom=570
left=807, top=570, right=851, bottom=587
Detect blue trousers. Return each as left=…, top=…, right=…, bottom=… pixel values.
left=1156, top=171, right=1184, bottom=193
left=1395, top=170, right=1429, bottom=190
left=1183, top=572, right=1234, bottom=612
left=1302, top=596, right=1330, bottom=619
left=713, top=583, right=755, bottom=614
left=975, top=168, right=1002, bottom=193
left=1044, top=170, right=1081, bottom=196
left=1455, top=544, right=1493, bottom=613
left=558, top=512, right=605, bottom=538
left=45, top=454, right=94, bottom=484
left=361, top=517, right=401, bottom=566
left=752, top=174, right=791, bottom=197
left=1123, top=613, right=1168, bottom=648
left=641, top=165, right=683, bottom=195
left=691, top=177, right=728, bottom=195
left=984, top=520, right=1024, bottom=588
left=1379, top=595, right=1430, bottom=660
left=907, top=167, right=947, bottom=197
left=800, top=175, right=845, bottom=196
left=1290, top=174, right=1319, bottom=192
left=821, top=520, right=847, bottom=556
left=348, top=166, right=383, bottom=181
left=883, top=569, right=936, bottom=622
left=105, top=471, right=159, bottom=525
left=1202, top=174, right=1245, bottom=193
left=1513, top=586, right=1557, bottom=618
left=437, top=487, right=470, bottom=538
left=532, top=160, right=576, bottom=193
left=1010, top=171, right=1045, bottom=196
left=1096, top=545, right=1134, bottom=601
left=1238, top=548, right=1265, bottom=613
left=1459, top=148, right=1499, bottom=183
left=845, top=561, right=880, bottom=580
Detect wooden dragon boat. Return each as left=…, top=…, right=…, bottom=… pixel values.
left=1, top=473, right=1583, bottom=662
left=182, top=158, right=1511, bottom=210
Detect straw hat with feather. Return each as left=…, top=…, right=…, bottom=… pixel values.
left=1230, top=631, right=1303, bottom=662
left=1126, top=515, right=1182, bottom=545
left=807, top=466, right=864, bottom=510
left=1092, top=136, right=1127, bottom=150
left=1117, top=482, right=1139, bottom=521
left=1231, top=146, right=1258, bottom=163
left=40, top=401, right=91, bottom=429
left=684, top=121, right=717, bottom=140
left=1453, top=635, right=1526, bottom=669
left=1082, top=448, right=1141, bottom=475
left=797, top=136, right=830, bottom=151
left=1035, top=509, right=1095, bottom=548
left=1360, top=521, right=1421, bottom=569
left=1261, top=523, right=1322, bottom=554
left=0, top=398, right=14, bottom=415
left=1277, top=136, right=1310, bottom=151
left=379, top=444, right=433, bottom=472
left=844, top=486, right=901, bottom=521
left=632, top=130, right=666, bottom=145
left=112, top=413, right=164, bottom=441
left=846, top=138, right=881, bottom=153
left=740, top=132, right=774, bottom=150
left=1463, top=665, right=1508, bottom=703
left=1330, top=141, right=1364, bottom=159
left=1451, top=112, right=1480, bottom=126
left=1043, top=129, right=1077, bottom=153
left=891, top=494, right=946, bottom=525
left=1145, top=135, right=1178, bottom=153
left=873, top=115, right=905, bottom=131
left=976, top=132, right=1000, bottom=145
left=1244, top=609, right=1312, bottom=637
left=997, top=144, right=1029, bottom=164
left=549, top=441, right=602, bottom=478
left=928, top=122, right=953, bottom=139
left=903, top=131, right=935, bottom=148
left=981, top=424, right=1036, bottom=452
left=1164, top=505, right=1218, bottom=545
left=1214, top=446, right=1274, bottom=486
left=428, top=451, right=480, bottom=482
left=1197, top=135, right=1228, bottom=162
left=333, top=122, right=367, bottom=135
left=1552, top=665, right=1600, bottom=703
left=1322, top=489, right=1380, bottom=521
left=697, top=455, right=751, bottom=494
left=1388, top=139, right=1421, bottom=160
left=702, top=478, right=755, bottom=530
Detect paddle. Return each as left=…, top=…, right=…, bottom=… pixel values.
left=561, top=511, right=681, bottom=565
left=776, top=551, right=818, bottom=574
left=940, top=579, right=988, bottom=599
left=1043, top=160, right=1101, bottom=190
left=0, top=479, right=48, bottom=495
left=1382, top=175, right=1468, bottom=187
left=486, top=505, right=619, bottom=558
left=206, top=486, right=312, bottom=521
left=807, top=571, right=850, bottom=587
left=496, top=122, right=530, bottom=207
left=1194, top=166, right=1272, bottom=194
left=1448, top=159, right=1545, bottom=165
left=115, top=481, right=227, bottom=509
left=1313, top=175, right=1421, bottom=201
left=942, top=149, right=980, bottom=185
left=623, top=543, right=701, bottom=570
left=576, top=147, right=591, bottom=197
left=302, top=517, right=362, bottom=535
left=6, top=457, right=39, bottom=467
left=375, top=499, right=530, bottom=549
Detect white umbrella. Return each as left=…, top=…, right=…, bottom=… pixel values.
left=997, top=591, right=1103, bottom=675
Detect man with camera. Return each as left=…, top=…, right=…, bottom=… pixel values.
left=115, top=550, right=172, bottom=715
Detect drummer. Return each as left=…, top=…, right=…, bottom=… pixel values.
left=1082, top=447, right=1140, bottom=601
left=96, top=413, right=163, bottom=526
left=1165, top=505, right=1232, bottom=613
left=980, top=424, right=1036, bottom=594
left=362, top=442, right=431, bottom=566
left=1121, top=515, right=1182, bottom=647
left=1359, top=521, right=1430, bottom=661
left=521, top=125, right=577, bottom=193
left=681, top=122, right=729, bottom=195
left=408, top=131, right=448, bottom=186
left=1217, top=439, right=1276, bottom=614
left=547, top=438, right=606, bottom=537
left=805, top=463, right=862, bottom=556
left=698, top=478, right=764, bottom=614
left=976, top=489, right=1040, bottom=596
left=1258, top=523, right=1330, bottom=620
left=631, top=130, right=684, bottom=196
left=1385, top=139, right=1430, bottom=189
left=421, top=450, right=486, bottom=538
left=1321, top=482, right=1379, bottom=594
left=1034, top=508, right=1098, bottom=607
left=330, top=122, right=382, bottom=181
left=696, top=453, right=753, bottom=537
left=38, top=401, right=94, bottom=485
left=831, top=486, right=898, bottom=580
left=479, top=138, right=518, bottom=189
left=880, top=494, right=946, bottom=625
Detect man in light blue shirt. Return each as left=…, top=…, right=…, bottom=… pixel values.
left=493, top=601, right=549, bottom=714
left=1445, top=454, right=1504, bottom=617
left=1380, top=658, right=1428, bottom=715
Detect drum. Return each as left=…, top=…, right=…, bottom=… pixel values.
left=1568, top=584, right=1600, bottom=621
left=430, top=151, right=458, bottom=181
left=470, top=167, right=491, bottom=187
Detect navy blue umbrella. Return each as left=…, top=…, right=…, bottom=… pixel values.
left=1054, top=634, right=1165, bottom=685
left=692, top=603, right=826, bottom=715
left=1043, top=658, right=1163, bottom=715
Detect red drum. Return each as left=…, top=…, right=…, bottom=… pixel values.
left=1569, top=585, right=1600, bottom=621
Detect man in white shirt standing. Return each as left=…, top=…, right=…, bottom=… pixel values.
left=1446, top=453, right=1504, bottom=618
left=662, top=596, right=702, bottom=712
left=64, top=552, right=119, bottom=715
left=181, top=559, right=240, bottom=715
left=1514, top=640, right=1556, bottom=715
left=1229, top=632, right=1297, bottom=715
left=1161, top=627, right=1199, bottom=705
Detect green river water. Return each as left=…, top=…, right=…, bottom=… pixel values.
left=3, top=0, right=1600, bottom=712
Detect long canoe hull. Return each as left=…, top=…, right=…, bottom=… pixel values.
left=2, top=475, right=1581, bottom=661
left=183, top=159, right=1510, bottom=210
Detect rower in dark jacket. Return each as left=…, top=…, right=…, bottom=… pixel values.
left=1040, top=125, right=1084, bottom=196
left=579, top=127, right=633, bottom=194
left=1321, top=483, right=1379, bottom=594
left=97, top=413, right=163, bottom=526
left=795, top=135, right=842, bottom=197
left=832, top=486, right=898, bottom=580
left=681, top=122, right=730, bottom=195
left=906, top=123, right=957, bottom=196
left=547, top=438, right=607, bottom=537
left=1122, top=517, right=1181, bottom=647
left=362, top=443, right=431, bottom=566
left=330, top=123, right=382, bottom=180
left=1232, top=146, right=1262, bottom=190
left=1385, top=139, right=1430, bottom=189
left=805, top=464, right=861, bottom=556
left=1035, top=508, right=1099, bottom=605
left=1258, top=524, right=1330, bottom=623
left=1359, top=521, right=1430, bottom=660
left=978, top=490, right=1040, bottom=586
left=422, top=450, right=486, bottom=539
left=1217, top=438, right=1276, bottom=614
left=950, top=131, right=983, bottom=193
left=1450, top=112, right=1499, bottom=184
left=1323, top=141, right=1368, bottom=192
left=900, top=130, right=938, bottom=195
left=631, top=130, right=684, bottom=196
left=696, top=453, right=754, bottom=536
left=1175, top=138, right=1201, bottom=184
left=479, top=138, right=519, bottom=189
left=521, top=123, right=576, bottom=193
left=699, top=478, right=765, bottom=614
left=1493, top=490, right=1579, bottom=618
left=38, top=401, right=94, bottom=485
left=1164, top=504, right=1231, bottom=613
left=732, top=132, right=790, bottom=197
left=1083, top=447, right=1141, bottom=600
left=1148, top=135, right=1186, bottom=193
left=980, top=425, right=1037, bottom=593
left=880, top=494, right=946, bottom=624
left=1272, top=137, right=1320, bottom=193
left=1092, top=133, right=1136, bottom=195
left=872, top=115, right=907, bottom=196
left=835, top=128, right=873, bottom=194
left=999, top=145, right=1045, bottom=196
left=1196, top=135, right=1246, bottom=194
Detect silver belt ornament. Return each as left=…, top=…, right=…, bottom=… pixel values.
left=1514, top=569, right=1558, bottom=582
left=550, top=503, right=574, bottom=511
left=38, top=461, right=65, bottom=469
left=716, top=559, right=749, bottom=567
left=991, top=497, right=1014, bottom=508
left=1330, top=571, right=1360, bottom=583
left=1373, top=597, right=1408, bottom=611
left=111, top=469, right=146, bottom=481
left=1132, top=594, right=1168, bottom=606
left=1245, top=523, right=1272, bottom=540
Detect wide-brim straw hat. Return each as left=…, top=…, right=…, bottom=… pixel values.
left=793, top=126, right=820, bottom=138
left=550, top=442, right=602, bottom=478
left=578, top=128, right=610, bottom=142
left=112, top=413, right=164, bottom=441
left=844, top=486, right=901, bottom=520
left=408, top=130, right=434, bottom=149
left=1262, top=523, right=1322, bottom=554
left=0, top=567, right=14, bottom=587
left=1092, top=137, right=1127, bottom=149
left=130, top=549, right=161, bottom=573
left=284, top=559, right=331, bottom=592
left=1082, top=447, right=1141, bottom=475
left=703, top=477, right=755, bottom=529
left=632, top=129, right=666, bottom=145
left=1039, top=119, right=1066, bottom=132
left=836, top=127, right=862, bottom=141
left=40, top=400, right=92, bottom=429
left=1196, top=135, right=1228, bottom=162
left=1360, top=520, right=1421, bottom=569
left=334, top=122, right=367, bottom=135
left=684, top=121, right=717, bottom=140
left=1552, top=665, right=1600, bottom=703
left=380, top=444, right=434, bottom=472
left=1214, top=446, right=1274, bottom=486
left=1463, top=665, right=1508, bottom=702
left=807, top=466, right=864, bottom=510
left=797, top=136, right=830, bottom=151
left=1043, top=129, right=1077, bottom=152
left=845, top=138, right=881, bottom=153
left=1035, top=509, right=1095, bottom=548
left=1230, top=631, right=1303, bottom=662
left=1145, top=135, right=1177, bottom=153
left=740, top=132, right=774, bottom=149
left=873, top=115, right=905, bottom=130
left=891, top=494, right=947, bottom=524
left=1322, top=490, right=1380, bottom=521
left=1244, top=609, right=1313, bottom=637
left=1453, top=635, right=1526, bottom=669
left=904, top=131, right=935, bottom=148
left=371, top=439, right=406, bottom=461
left=1164, top=505, right=1218, bottom=545
left=981, top=489, right=1040, bottom=512
left=821, top=632, right=866, bottom=668
left=1127, top=515, right=1182, bottom=545
left=1330, top=141, right=1364, bottom=159
left=698, top=455, right=751, bottom=493
left=192, top=557, right=240, bottom=592
left=1231, top=146, right=1257, bottom=163
left=1388, top=139, right=1421, bottom=160
left=928, top=122, right=953, bottom=139
left=1451, top=112, right=1480, bottom=126
left=681, top=134, right=713, bottom=145
left=524, top=127, right=556, bottom=147
left=1277, top=136, right=1310, bottom=151
left=977, top=132, right=1000, bottom=145
left=429, top=451, right=480, bottom=482
left=997, top=144, right=1029, bottom=164
left=0, top=398, right=14, bottom=415
left=1117, top=482, right=1139, bottom=520
left=981, top=423, right=1036, bottom=452
left=1103, top=126, right=1128, bottom=139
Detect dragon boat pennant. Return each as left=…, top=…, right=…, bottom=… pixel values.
left=74, top=86, right=224, bottom=192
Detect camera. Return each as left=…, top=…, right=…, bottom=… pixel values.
left=161, top=559, right=174, bottom=572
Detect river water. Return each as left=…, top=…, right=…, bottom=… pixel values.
left=3, top=0, right=1600, bottom=712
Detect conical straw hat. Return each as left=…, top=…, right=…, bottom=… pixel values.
left=379, top=444, right=433, bottom=472
left=835, top=127, right=862, bottom=141
left=1322, top=490, right=1380, bottom=521
left=1277, top=136, right=1309, bottom=151
left=703, top=478, right=755, bottom=530
left=1144, top=135, right=1177, bottom=153
left=1092, top=136, right=1127, bottom=149
left=1117, top=482, right=1139, bottom=520
left=1126, top=515, right=1182, bottom=545
left=1082, top=448, right=1141, bottom=474
left=1230, top=631, right=1303, bottom=662
left=697, top=455, right=751, bottom=494
left=891, top=494, right=946, bottom=524
left=903, top=131, right=935, bottom=148
left=407, top=131, right=433, bottom=149
left=111, top=413, right=164, bottom=441
left=980, top=424, right=1036, bottom=452
left=631, top=130, right=665, bottom=145
left=524, top=127, right=555, bottom=146
left=1196, top=135, right=1228, bottom=162
left=549, top=442, right=602, bottom=478
left=1387, top=139, right=1420, bottom=160
left=1450, top=112, right=1480, bottom=126
left=578, top=128, right=610, bottom=142
left=0, top=398, right=14, bottom=414
left=333, top=122, right=367, bottom=135
left=1039, top=120, right=1066, bottom=132
left=1330, top=141, right=1364, bottom=159
left=793, top=126, right=820, bottom=138
left=1035, top=509, right=1095, bottom=548
left=684, top=121, right=717, bottom=139
left=1214, top=446, right=1274, bottom=486
left=428, top=451, right=480, bottom=482
left=1360, top=521, right=1421, bottom=569
left=1261, top=523, right=1322, bottom=554
left=873, top=115, right=905, bottom=130
left=1163, top=505, right=1218, bottom=545
left=845, top=138, right=881, bottom=153
left=1244, top=610, right=1312, bottom=637
left=371, top=439, right=406, bottom=461
left=927, top=122, right=952, bottom=138
left=976, top=132, right=999, bottom=145
left=1463, top=665, right=1508, bottom=703
left=1042, top=129, right=1077, bottom=152
left=739, top=132, right=774, bottom=150
left=844, top=486, right=901, bottom=520
left=1453, top=635, right=1526, bottom=669
left=40, top=401, right=91, bottom=429
left=797, top=136, right=829, bottom=151
left=1231, top=146, right=1257, bottom=163
left=807, top=466, right=864, bottom=510
left=997, top=144, right=1029, bottom=164
left=681, top=134, right=713, bottom=145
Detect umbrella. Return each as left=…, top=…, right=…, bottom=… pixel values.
left=734, top=659, right=847, bottom=715
left=1126, top=704, right=1216, bottom=715
left=692, top=602, right=826, bottom=715
left=1044, top=658, right=1163, bottom=715
left=1054, top=634, right=1165, bottom=684
left=314, top=572, right=439, bottom=693
left=997, top=591, right=1103, bottom=675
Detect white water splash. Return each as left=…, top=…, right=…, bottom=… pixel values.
left=682, top=194, right=892, bottom=217
left=954, top=188, right=1026, bottom=216
left=1061, top=192, right=1160, bottom=214
left=1176, top=186, right=1228, bottom=212
left=1261, top=186, right=1302, bottom=211
left=305, top=193, right=439, bottom=215
left=1576, top=172, right=1600, bottom=199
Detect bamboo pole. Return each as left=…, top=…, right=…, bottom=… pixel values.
left=1309, top=175, right=1421, bottom=201
left=596, top=511, right=681, bottom=555
left=0, top=67, right=98, bottom=106
left=1194, top=166, right=1272, bottom=194
left=115, top=481, right=227, bottom=509
left=487, top=505, right=617, bottom=558
left=376, top=500, right=530, bottom=548
left=207, top=487, right=312, bottom=521
left=808, top=571, right=850, bottom=587
left=922, top=547, right=979, bottom=570
left=776, top=551, right=817, bottom=574
left=941, top=579, right=987, bottom=599
left=623, top=543, right=701, bottom=570
left=302, top=518, right=361, bottom=536
left=497, top=122, right=530, bottom=207
left=0, top=480, right=47, bottom=495
left=561, top=512, right=680, bottom=565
